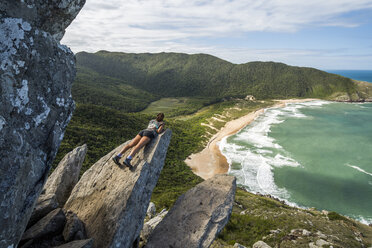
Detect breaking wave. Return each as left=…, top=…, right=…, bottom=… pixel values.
left=219, top=100, right=330, bottom=204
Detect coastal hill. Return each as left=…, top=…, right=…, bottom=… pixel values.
left=73, top=51, right=361, bottom=112
left=50, top=52, right=372, bottom=247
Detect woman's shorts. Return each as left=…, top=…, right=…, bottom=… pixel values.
left=138, top=129, right=156, bottom=139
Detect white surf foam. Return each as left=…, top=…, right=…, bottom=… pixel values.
left=346, top=163, right=372, bottom=177
left=220, top=100, right=330, bottom=204
left=351, top=215, right=372, bottom=225
left=220, top=100, right=372, bottom=224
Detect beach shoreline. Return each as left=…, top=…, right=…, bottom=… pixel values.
left=185, top=98, right=318, bottom=180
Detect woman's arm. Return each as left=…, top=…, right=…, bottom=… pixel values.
left=157, top=124, right=164, bottom=134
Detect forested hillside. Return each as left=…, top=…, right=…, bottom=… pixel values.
left=52, top=52, right=372, bottom=247
left=74, top=51, right=356, bottom=103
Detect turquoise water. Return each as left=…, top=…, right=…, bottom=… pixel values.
left=220, top=101, right=372, bottom=223
left=327, top=70, right=372, bottom=83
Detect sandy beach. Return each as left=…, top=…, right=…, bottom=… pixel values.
left=185, top=99, right=318, bottom=180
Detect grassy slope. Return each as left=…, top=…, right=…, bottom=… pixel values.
left=213, top=189, right=372, bottom=247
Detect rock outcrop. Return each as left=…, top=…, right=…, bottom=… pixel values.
left=146, top=202, right=156, bottom=219
left=21, top=208, right=66, bottom=245
left=54, top=239, right=93, bottom=248
left=28, top=144, right=87, bottom=227
left=64, top=129, right=172, bottom=248
left=27, top=194, right=59, bottom=228
left=252, top=241, right=272, bottom=248
left=140, top=209, right=168, bottom=243
left=0, top=1, right=85, bottom=246
left=20, top=208, right=87, bottom=248
left=62, top=211, right=87, bottom=242
left=146, top=174, right=236, bottom=248
left=43, top=144, right=87, bottom=206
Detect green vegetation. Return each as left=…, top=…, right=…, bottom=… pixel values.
left=327, top=211, right=350, bottom=222
left=213, top=189, right=372, bottom=247
left=52, top=52, right=372, bottom=248
left=76, top=51, right=357, bottom=104
left=140, top=97, right=220, bottom=117
left=72, top=66, right=158, bottom=112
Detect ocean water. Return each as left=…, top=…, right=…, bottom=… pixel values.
left=327, top=70, right=372, bottom=83
left=220, top=101, right=372, bottom=224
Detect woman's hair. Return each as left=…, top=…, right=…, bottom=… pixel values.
left=156, top=113, right=164, bottom=122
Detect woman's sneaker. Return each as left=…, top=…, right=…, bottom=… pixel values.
left=124, top=158, right=133, bottom=168
left=112, top=156, right=121, bottom=166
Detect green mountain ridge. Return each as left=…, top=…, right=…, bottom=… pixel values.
left=75, top=51, right=357, bottom=103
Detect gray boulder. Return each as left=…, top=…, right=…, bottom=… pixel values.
left=53, top=239, right=93, bottom=248
left=146, top=174, right=236, bottom=248
left=233, top=243, right=247, bottom=248
left=252, top=241, right=272, bottom=248
left=63, top=211, right=87, bottom=242
left=0, top=1, right=84, bottom=246
left=21, top=208, right=66, bottom=242
left=43, top=144, right=87, bottom=206
left=64, top=129, right=172, bottom=248
left=27, top=194, right=59, bottom=228
left=146, top=202, right=156, bottom=219
left=141, top=209, right=168, bottom=243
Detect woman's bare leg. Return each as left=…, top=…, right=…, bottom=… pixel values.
left=117, top=135, right=142, bottom=156
left=128, top=136, right=151, bottom=157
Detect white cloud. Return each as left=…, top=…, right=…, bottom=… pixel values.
left=61, top=0, right=372, bottom=68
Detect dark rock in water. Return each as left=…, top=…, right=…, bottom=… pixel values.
left=0, top=1, right=85, bottom=246
left=44, top=144, right=87, bottom=207
left=64, top=129, right=172, bottom=248
left=146, top=174, right=236, bottom=248
left=0, top=0, right=86, bottom=40
left=53, top=239, right=93, bottom=248
left=28, top=194, right=59, bottom=228
left=63, top=211, right=87, bottom=242
left=21, top=208, right=66, bottom=242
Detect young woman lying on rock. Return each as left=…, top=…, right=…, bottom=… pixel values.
left=112, top=113, right=165, bottom=168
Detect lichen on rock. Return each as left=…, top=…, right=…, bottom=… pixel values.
left=0, top=1, right=85, bottom=246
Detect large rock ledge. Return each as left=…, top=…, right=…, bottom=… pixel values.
left=64, top=129, right=172, bottom=248
left=146, top=174, right=236, bottom=248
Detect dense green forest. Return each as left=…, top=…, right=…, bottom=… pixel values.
left=75, top=51, right=356, bottom=103
left=53, top=52, right=372, bottom=247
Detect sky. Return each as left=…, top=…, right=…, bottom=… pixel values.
left=62, top=0, right=372, bottom=70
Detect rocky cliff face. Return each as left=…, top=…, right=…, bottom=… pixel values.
left=0, top=1, right=85, bottom=247
left=64, top=130, right=172, bottom=248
